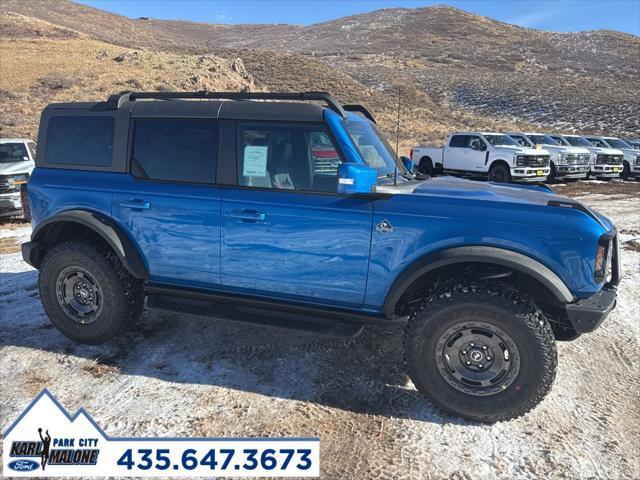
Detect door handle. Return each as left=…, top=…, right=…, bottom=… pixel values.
left=230, top=209, right=266, bottom=222
left=120, top=199, right=151, bottom=210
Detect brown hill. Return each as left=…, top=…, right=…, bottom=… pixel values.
left=1, top=0, right=638, bottom=139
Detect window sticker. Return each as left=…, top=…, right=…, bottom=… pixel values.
left=243, top=146, right=268, bottom=177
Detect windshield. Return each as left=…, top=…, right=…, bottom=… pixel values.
left=604, top=138, right=632, bottom=149
left=483, top=134, right=519, bottom=146
left=343, top=120, right=408, bottom=179
left=550, top=136, right=569, bottom=146
left=565, top=136, right=594, bottom=147
left=527, top=134, right=559, bottom=146
left=0, top=143, right=29, bottom=163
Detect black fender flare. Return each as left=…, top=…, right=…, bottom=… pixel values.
left=382, top=246, right=574, bottom=317
left=28, top=209, right=148, bottom=279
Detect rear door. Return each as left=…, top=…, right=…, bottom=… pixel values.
left=113, top=118, right=222, bottom=287
left=220, top=122, right=373, bottom=308
left=444, top=134, right=468, bottom=170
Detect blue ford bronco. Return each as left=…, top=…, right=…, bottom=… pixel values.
left=22, top=91, right=619, bottom=422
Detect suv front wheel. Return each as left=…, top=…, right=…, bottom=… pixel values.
left=39, top=241, right=144, bottom=344
left=404, top=281, right=557, bottom=422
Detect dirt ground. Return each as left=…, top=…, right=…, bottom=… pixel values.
left=0, top=181, right=638, bottom=479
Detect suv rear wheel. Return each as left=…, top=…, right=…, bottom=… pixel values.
left=488, top=164, right=511, bottom=183
left=39, top=241, right=144, bottom=344
left=404, top=281, right=557, bottom=422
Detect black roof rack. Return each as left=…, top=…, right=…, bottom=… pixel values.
left=104, top=91, right=348, bottom=118
left=343, top=104, right=376, bottom=123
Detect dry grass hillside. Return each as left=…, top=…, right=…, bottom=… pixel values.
left=1, top=0, right=638, bottom=142
left=0, top=12, right=532, bottom=152
left=0, top=14, right=258, bottom=140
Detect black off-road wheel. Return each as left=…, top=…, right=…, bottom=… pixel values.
left=547, top=162, right=557, bottom=182
left=621, top=161, right=630, bottom=180
left=488, top=164, right=511, bottom=183
left=418, top=157, right=433, bottom=176
left=404, top=281, right=557, bottom=422
left=39, top=241, right=144, bottom=344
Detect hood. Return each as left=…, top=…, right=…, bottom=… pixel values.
left=493, top=146, right=547, bottom=156
left=543, top=145, right=589, bottom=155
left=0, top=160, right=34, bottom=176
left=586, top=147, right=623, bottom=156
left=619, top=148, right=639, bottom=159
left=409, top=176, right=559, bottom=206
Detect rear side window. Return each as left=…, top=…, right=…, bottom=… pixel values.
left=449, top=135, right=468, bottom=148
left=45, top=116, right=114, bottom=166
left=131, top=119, right=218, bottom=183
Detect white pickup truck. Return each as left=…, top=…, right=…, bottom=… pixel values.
left=507, top=132, right=590, bottom=182
left=411, top=132, right=550, bottom=183
left=584, top=136, right=640, bottom=180
left=548, top=134, right=624, bottom=179
left=0, top=138, right=36, bottom=218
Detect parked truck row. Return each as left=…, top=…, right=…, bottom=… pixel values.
left=411, top=133, right=639, bottom=183
left=1, top=131, right=638, bottom=220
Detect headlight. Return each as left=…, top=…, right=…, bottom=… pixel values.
left=558, top=153, right=568, bottom=164
left=13, top=174, right=28, bottom=185
left=515, top=155, right=525, bottom=166
left=595, top=235, right=613, bottom=282
left=636, top=155, right=640, bottom=165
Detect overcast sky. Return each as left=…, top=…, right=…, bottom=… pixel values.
left=76, top=1, right=640, bottom=35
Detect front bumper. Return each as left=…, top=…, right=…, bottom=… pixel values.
left=565, top=233, right=620, bottom=333
left=556, top=165, right=589, bottom=179
left=591, top=165, right=623, bottom=177
left=511, top=167, right=549, bottom=182
left=0, top=191, right=22, bottom=217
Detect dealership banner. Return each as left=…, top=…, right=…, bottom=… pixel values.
left=3, top=389, right=319, bottom=477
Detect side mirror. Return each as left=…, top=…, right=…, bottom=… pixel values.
left=400, top=156, right=413, bottom=172
left=338, top=163, right=377, bottom=195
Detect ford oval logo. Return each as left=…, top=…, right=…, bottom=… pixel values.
left=8, top=459, right=39, bottom=471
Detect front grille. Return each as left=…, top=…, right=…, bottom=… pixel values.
left=0, top=175, right=18, bottom=194
left=596, top=154, right=623, bottom=165
left=517, top=155, right=550, bottom=167
left=563, top=154, right=590, bottom=165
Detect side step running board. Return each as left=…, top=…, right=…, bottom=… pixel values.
left=146, top=294, right=364, bottom=337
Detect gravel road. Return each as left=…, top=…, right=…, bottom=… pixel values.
left=1, top=182, right=638, bottom=479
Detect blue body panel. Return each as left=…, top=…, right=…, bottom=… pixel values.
left=27, top=110, right=613, bottom=318
left=220, top=188, right=373, bottom=308
left=112, top=174, right=221, bottom=287
left=28, top=168, right=118, bottom=230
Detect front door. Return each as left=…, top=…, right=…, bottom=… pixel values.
left=220, top=122, right=373, bottom=308
left=112, top=118, right=221, bottom=287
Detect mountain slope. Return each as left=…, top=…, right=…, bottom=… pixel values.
left=1, top=0, right=638, bottom=136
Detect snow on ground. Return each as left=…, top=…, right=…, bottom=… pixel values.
left=0, top=189, right=639, bottom=479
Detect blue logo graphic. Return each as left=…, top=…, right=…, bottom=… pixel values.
left=8, top=459, right=39, bottom=472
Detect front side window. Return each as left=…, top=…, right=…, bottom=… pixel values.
left=565, top=136, right=594, bottom=147
left=132, top=118, right=218, bottom=183
left=587, top=138, right=607, bottom=148
left=237, top=123, right=341, bottom=193
left=467, top=136, right=486, bottom=150
left=483, top=134, right=519, bottom=147
left=45, top=116, right=114, bottom=166
left=604, top=138, right=632, bottom=149
left=509, top=135, right=531, bottom=147
left=527, top=134, right=558, bottom=146
left=0, top=143, right=29, bottom=163
left=550, top=136, right=569, bottom=146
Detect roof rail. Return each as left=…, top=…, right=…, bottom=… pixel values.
left=103, top=91, right=347, bottom=117
left=343, top=104, right=376, bottom=123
